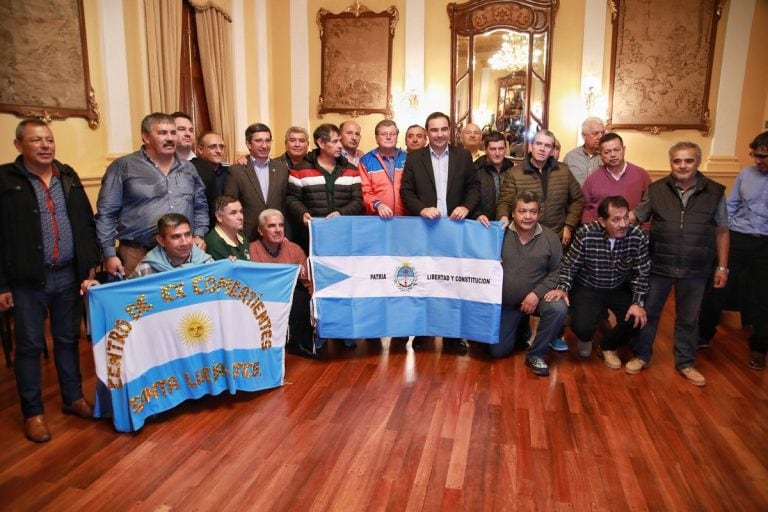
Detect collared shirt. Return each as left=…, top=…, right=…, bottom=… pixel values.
left=430, top=146, right=450, bottom=216
left=563, top=145, right=602, bottom=185
left=728, top=165, right=768, bottom=236
left=342, top=148, right=361, bottom=166
left=253, top=157, right=270, bottom=201
left=557, top=221, right=650, bottom=305
left=380, top=152, right=396, bottom=182
left=23, top=166, right=74, bottom=265
left=96, top=148, right=209, bottom=258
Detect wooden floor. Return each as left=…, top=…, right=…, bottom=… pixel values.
left=0, top=306, right=767, bottom=511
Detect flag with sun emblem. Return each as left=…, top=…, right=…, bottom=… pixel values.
left=310, top=216, right=504, bottom=342
left=87, top=260, right=300, bottom=432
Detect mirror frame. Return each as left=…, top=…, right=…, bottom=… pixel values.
left=447, top=0, right=558, bottom=143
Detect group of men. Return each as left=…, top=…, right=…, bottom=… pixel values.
left=1, top=110, right=765, bottom=443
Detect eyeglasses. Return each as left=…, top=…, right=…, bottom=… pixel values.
left=749, top=151, right=768, bottom=160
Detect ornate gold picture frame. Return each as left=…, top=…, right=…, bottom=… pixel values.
left=0, top=0, right=99, bottom=127
left=607, top=0, right=723, bottom=135
left=317, top=2, right=398, bottom=118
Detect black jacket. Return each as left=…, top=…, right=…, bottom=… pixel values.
left=0, top=156, right=100, bottom=290
left=472, top=155, right=514, bottom=219
left=647, top=173, right=725, bottom=279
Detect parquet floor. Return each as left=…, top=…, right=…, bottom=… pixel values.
left=0, top=306, right=766, bottom=511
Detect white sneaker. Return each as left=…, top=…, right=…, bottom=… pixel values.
left=577, top=341, right=592, bottom=358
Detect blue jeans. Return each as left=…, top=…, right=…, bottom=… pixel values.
left=13, top=266, right=84, bottom=418
left=489, top=299, right=568, bottom=359
left=634, top=274, right=707, bottom=369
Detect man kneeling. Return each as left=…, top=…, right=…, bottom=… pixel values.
left=249, top=209, right=316, bottom=358
left=131, top=213, right=213, bottom=277
left=491, top=191, right=568, bottom=377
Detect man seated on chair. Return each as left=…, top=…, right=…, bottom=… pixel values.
left=204, top=195, right=250, bottom=261
left=131, top=213, right=213, bottom=278
left=249, top=209, right=315, bottom=358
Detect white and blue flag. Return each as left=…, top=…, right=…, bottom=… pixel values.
left=310, top=217, right=504, bottom=342
left=88, top=260, right=299, bottom=432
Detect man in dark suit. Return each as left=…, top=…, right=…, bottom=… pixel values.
left=192, top=131, right=229, bottom=226
left=400, top=111, right=479, bottom=354
left=223, top=123, right=289, bottom=241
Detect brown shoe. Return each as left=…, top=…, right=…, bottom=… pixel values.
left=62, top=397, right=94, bottom=419
left=749, top=351, right=766, bottom=370
left=625, top=358, right=648, bottom=375
left=601, top=350, right=622, bottom=370
left=679, top=367, right=706, bottom=387
left=24, top=415, right=51, bottom=443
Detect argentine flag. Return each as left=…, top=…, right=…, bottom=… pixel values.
left=310, top=217, right=504, bottom=342
left=88, top=260, right=299, bottom=432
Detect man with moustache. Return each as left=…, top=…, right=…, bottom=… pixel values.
left=278, top=126, right=310, bottom=168
left=340, top=120, right=364, bottom=165
left=581, top=132, right=651, bottom=223
left=563, top=117, right=606, bottom=185
left=96, top=112, right=209, bottom=277
left=192, top=131, right=229, bottom=225
left=630, top=142, right=728, bottom=386
left=204, top=195, right=250, bottom=261
left=544, top=196, right=649, bottom=363
left=0, top=119, right=101, bottom=442
left=404, top=124, right=427, bottom=153
left=492, top=191, right=567, bottom=377
left=172, top=111, right=197, bottom=160
left=223, top=123, right=289, bottom=242
left=401, top=111, right=479, bottom=354
left=699, top=131, right=768, bottom=370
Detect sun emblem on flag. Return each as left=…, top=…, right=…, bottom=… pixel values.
left=393, top=262, right=418, bottom=291
left=177, top=312, right=213, bottom=346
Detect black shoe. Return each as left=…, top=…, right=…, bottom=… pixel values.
left=525, top=356, right=550, bottom=376
left=391, top=336, right=409, bottom=343
left=412, top=336, right=428, bottom=350
left=286, top=343, right=319, bottom=359
left=445, top=337, right=469, bottom=355
left=749, top=351, right=766, bottom=370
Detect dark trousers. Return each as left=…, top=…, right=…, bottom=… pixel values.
left=288, top=284, right=313, bottom=351
left=699, top=231, right=768, bottom=353
left=570, top=283, right=639, bottom=349
left=13, top=266, right=84, bottom=418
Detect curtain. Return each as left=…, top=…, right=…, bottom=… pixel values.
left=191, top=1, right=235, bottom=162
left=144, top=0, right=183, bottom=112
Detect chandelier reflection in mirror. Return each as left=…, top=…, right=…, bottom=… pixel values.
left=488, top=33, right=529, bottom=72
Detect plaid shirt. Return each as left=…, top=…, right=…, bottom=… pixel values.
left=557, top=221, right=650, bottom=305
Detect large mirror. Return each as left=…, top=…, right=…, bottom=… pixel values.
left=448, top=0, right=558, bottom=156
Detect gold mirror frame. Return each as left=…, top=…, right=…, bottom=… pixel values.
left=447, top=0, right=558, bottom=144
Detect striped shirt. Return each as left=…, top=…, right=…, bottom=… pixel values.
left=557, top=221, right=650, bottom=305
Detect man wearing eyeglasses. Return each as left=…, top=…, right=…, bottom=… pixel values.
left=223, top=123, right=289, bottom=242
left=699, top=131, right=768, bottom=370
left=192, top=131, right=229, bottom=226
left=630, top=141, right=729, bottom=387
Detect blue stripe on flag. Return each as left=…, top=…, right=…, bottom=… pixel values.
left=95, top=347, right=284, bottom=432
left=314, top=296, right=500, bottom=343
left=310, top=217, right=504, bottom=259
